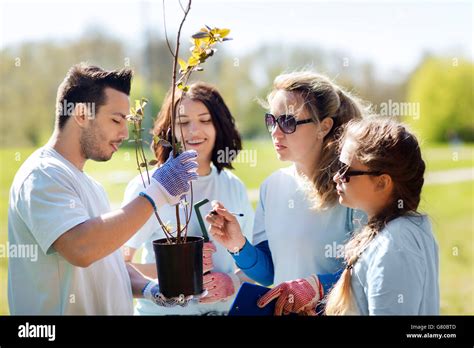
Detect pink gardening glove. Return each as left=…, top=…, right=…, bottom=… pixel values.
left=257, top=275, right=323, bottom=316
left=199, top=272, right=240, bottom=304
left=203, top=242, right=217, bottom=274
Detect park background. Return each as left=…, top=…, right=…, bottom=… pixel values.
left=0, top=0, right=472, bottom=314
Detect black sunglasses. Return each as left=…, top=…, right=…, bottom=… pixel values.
left=336, top=161, right=382, bottom=183
left=265, top=113, right=314, bottom=134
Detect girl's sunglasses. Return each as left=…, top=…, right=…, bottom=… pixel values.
left=265, top=113, right=314, bottom=134
left=336, top=161, right=382, bottom=183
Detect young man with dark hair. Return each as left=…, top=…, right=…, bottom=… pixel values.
left=8, top=63, right=198, bottom=314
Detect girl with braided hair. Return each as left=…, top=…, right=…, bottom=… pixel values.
left=325, top=116, right=439, bottom=315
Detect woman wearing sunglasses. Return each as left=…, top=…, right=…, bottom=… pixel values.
left=121, top=82, right=255, bottom=315
left=206, top=71, right=368, bottom=315
left=324, top=117, right=439, bottom=315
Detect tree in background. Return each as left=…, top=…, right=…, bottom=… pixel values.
left=406, top=57, right=474, bottom=143
left=0, top=34, right=134, bottom=147
left=3, top=30, right=470, bottom=146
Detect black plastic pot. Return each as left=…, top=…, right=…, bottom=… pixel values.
left=152, top=236, right=204, bottom=298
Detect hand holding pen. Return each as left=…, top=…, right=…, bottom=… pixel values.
left=205, top=200, right=247, bottom=253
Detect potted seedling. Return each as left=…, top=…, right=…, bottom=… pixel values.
left=126, top=0, right=231, bottom=298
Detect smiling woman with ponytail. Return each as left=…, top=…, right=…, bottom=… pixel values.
left=325, top=116, right=439, bottom=315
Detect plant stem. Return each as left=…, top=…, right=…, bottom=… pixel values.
left=134, top=133, right=146, bottom=188
left=183, top=182, right=194, bottom=242
left=175, top=205, right=181, bottom=243
left=170, top=0, right=192, bottom=157
left=153, top=211, right=174, bottom=243
left=138, top=125, right=151, bottom=185
left=169, top=0, right=191, bottom=243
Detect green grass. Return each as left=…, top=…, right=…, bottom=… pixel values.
left=419, top=182, right=474, bottom=314
left=421, top=143, right=474, bottom=172
left=233, top=140, right=288, bottom=190
left=1, top=141, right=473, bottom=314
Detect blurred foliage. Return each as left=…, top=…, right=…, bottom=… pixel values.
left=178, top=26, right=232, bottom=91
left=0, top=32, right=132, bottom=146
left=406, top=57, right=474, bottom=143
left=0, top=30, right=471, bottom=147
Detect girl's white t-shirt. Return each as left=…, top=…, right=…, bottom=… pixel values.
left=351, top=215, right=440, bottom=315
left=123, top=164, right=254, bottom=315
left=8, top=147, right=133, bottom=315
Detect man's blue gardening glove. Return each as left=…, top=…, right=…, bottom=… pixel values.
left=142, top=150, right=198, bottom=208
left=142, top=281, right=193, bottom=307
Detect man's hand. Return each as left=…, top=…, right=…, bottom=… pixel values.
left=144, top=150, right=198, bottom=207
left=204, top=201, right=246, bottom=253
left=257, top=275, right=323, bottom=316
left=199, top=272, right=240, bottom=304
left=142, top=281, right=193, bottom=307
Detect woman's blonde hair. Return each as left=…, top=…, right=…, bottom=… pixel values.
left=265, top=71, right=368, bottom=209
left=324, top=117, right=426, bottom=315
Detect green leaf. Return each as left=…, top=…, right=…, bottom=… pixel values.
left=139, top=162, right=147, bottom=167
left=148, top=159, right=158, bottom=166
left=187, top=55, right=200, bottom=67
left=192, top=49, right=202, bottom=59
left=178, top=58, right=188, bottom=72
left=217, top=28, right=230, bottom=38
left=192, top=38, right=204, bottom=48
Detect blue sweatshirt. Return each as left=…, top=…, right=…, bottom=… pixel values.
left=231, top=238, right=342, bottom=294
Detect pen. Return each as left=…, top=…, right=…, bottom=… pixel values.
left=209, top=210, right=244, bottom=217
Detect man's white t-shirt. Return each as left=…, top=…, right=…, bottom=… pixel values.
left=253, top=165, right=362, bottom=285
left=123, top=164, right=254, bottom=315
left=8, top=146, right=133, bottom=315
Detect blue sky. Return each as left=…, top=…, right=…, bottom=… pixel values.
left=1, top=0, right=472, bottom=76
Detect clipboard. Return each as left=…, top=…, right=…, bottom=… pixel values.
left=228, top=282, right=276, bottom=316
